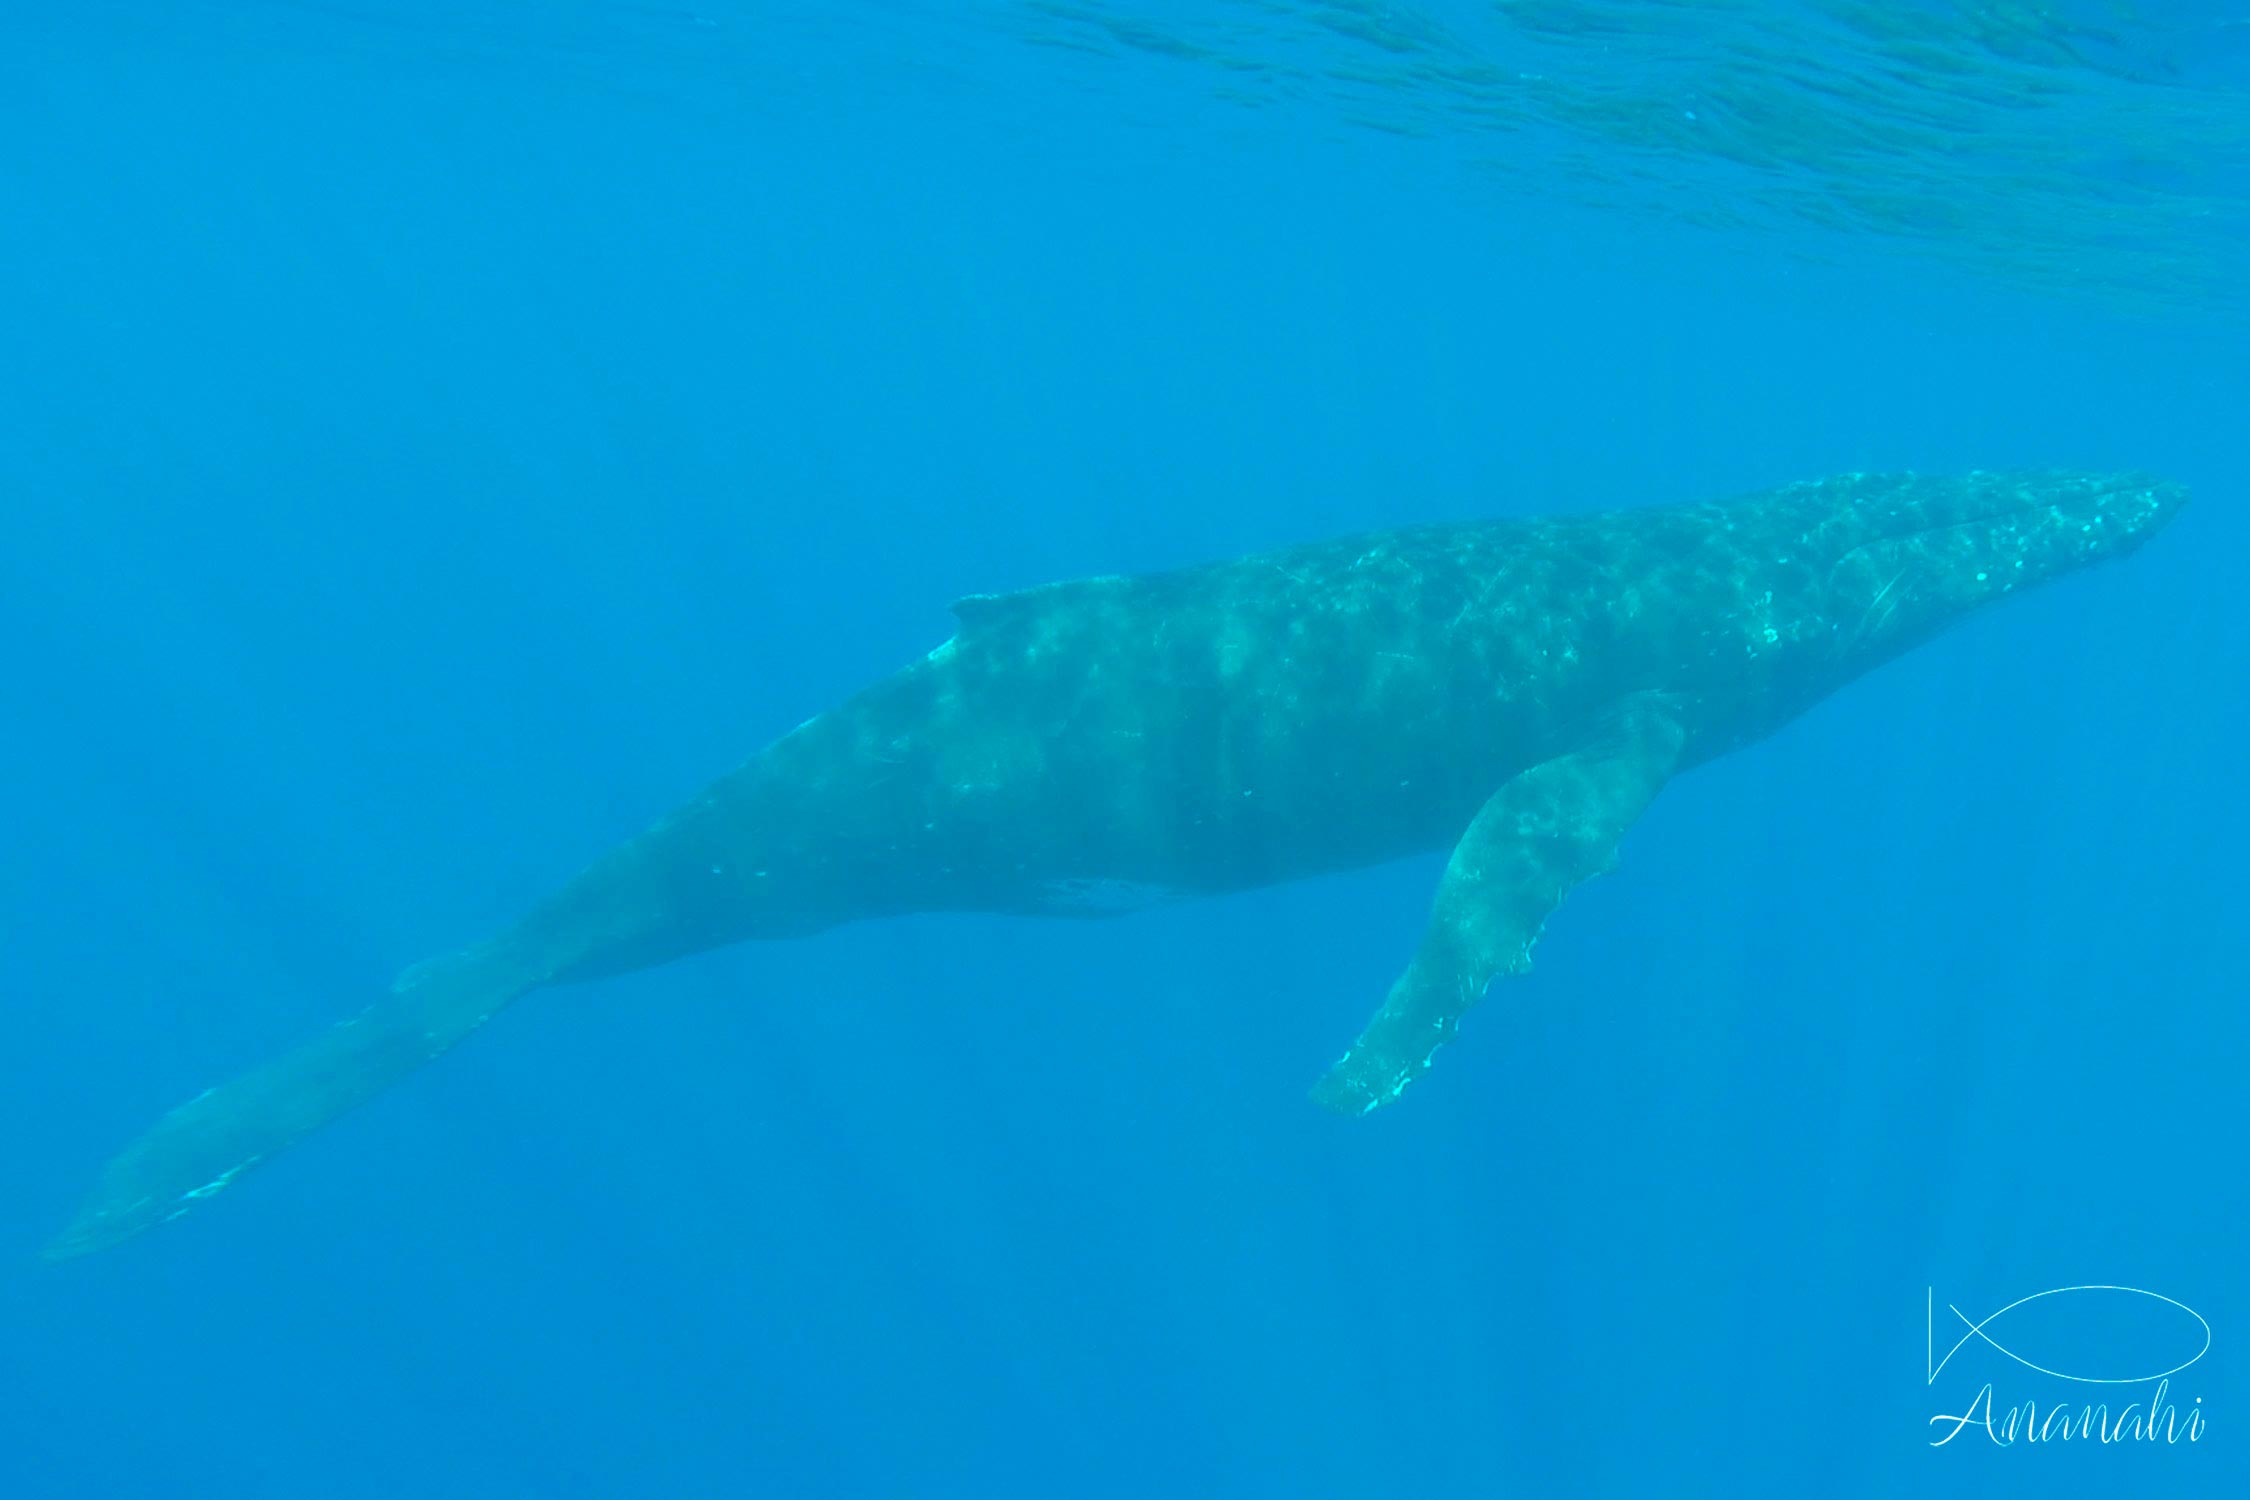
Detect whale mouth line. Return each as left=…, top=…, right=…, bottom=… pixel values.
left=1826, top=509, right=2019, bottom=585
left=1851, top=491, right=2065, bottom=561
left=1827, top=473, right=2169, bottom=581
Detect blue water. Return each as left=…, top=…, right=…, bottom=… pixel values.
left=3, top=3, right=2244, bottom=1495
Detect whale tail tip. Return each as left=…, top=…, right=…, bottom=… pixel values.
left=45, top=942, right=537, bottom=1261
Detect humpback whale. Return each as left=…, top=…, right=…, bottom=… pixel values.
left=48, top=468, right=2184, bottom=1258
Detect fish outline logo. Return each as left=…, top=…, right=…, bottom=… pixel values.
left=1928, top=1285, right=2211, bottom=1387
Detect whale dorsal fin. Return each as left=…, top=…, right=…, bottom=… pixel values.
left=950, top=575, right=1133, bottom=631
left=948, top=590, right=1036, bottom=627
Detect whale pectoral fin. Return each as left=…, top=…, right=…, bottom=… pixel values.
left=1309, top=694, right=1688, bottom=1116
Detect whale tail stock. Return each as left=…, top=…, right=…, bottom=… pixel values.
left=43, top=940, right=543, bottom=1261
left=46, top=704, right=873, bottom=1261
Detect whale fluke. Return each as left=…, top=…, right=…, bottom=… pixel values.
left=45, top=942, right=539, bottom=1260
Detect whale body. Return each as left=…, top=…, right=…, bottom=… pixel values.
left=48, top=468, right=2185, bottom=1258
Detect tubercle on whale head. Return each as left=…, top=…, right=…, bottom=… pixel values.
left=1813, top=469, right=2187, bottom=664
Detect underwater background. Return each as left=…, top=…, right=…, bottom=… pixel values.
left=3, top=2, right=2245, bottom=1494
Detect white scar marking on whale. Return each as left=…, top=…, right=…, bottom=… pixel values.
left=181, top=1157, right=261, bottom=1204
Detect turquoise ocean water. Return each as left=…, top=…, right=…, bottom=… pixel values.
left=3, top=4, right=2245, bottom=1495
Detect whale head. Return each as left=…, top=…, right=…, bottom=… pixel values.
left=1817, top=469, right=2187, bottom=666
